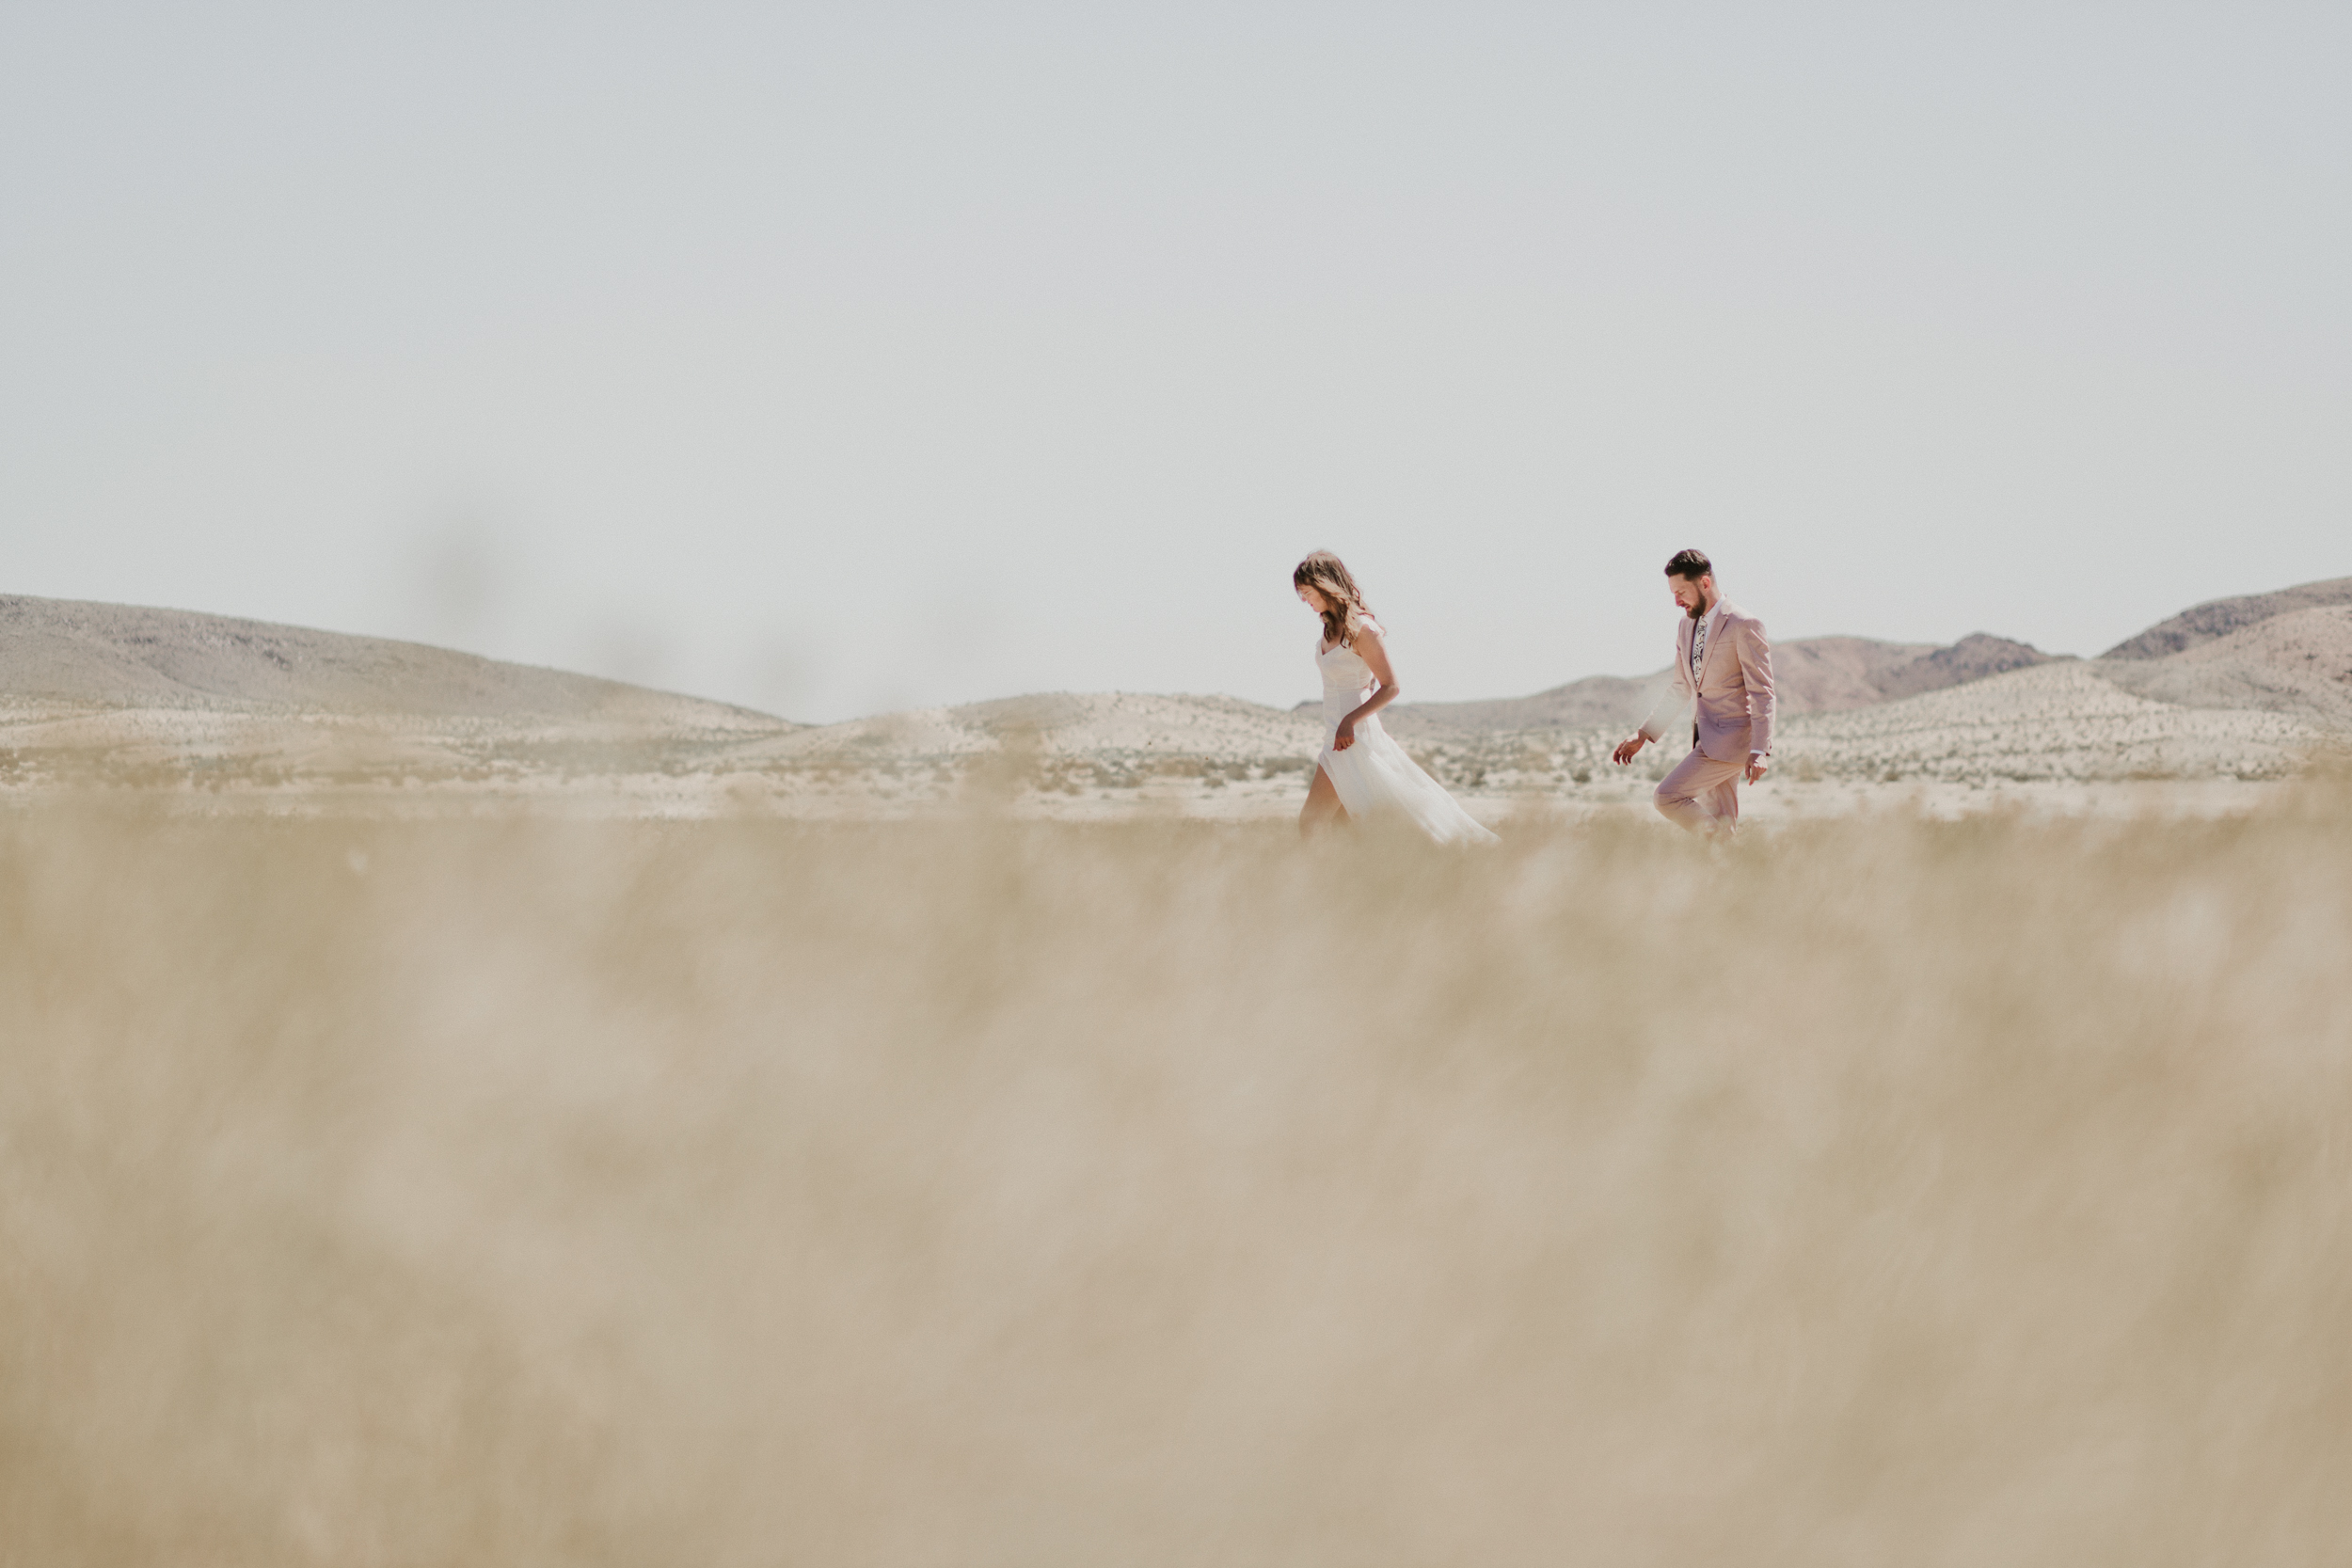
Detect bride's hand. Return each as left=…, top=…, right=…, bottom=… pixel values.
left=1333, top=721, right=1357, bottom=752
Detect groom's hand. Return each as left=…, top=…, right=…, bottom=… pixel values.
left=1746, top=754, right=1768, bottom=784
left=1612, top=736, right=1645, bottom=767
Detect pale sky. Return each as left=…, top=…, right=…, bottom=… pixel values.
left=4, top=3, right=2346, bottom=721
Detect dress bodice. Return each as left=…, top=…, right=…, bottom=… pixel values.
left=1315, top=617, right=1383, bottom=717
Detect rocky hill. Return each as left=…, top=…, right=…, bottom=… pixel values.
left=2096, top=605, right=2352, bottom=725
left=2102, top=577, right=2352, bottom=659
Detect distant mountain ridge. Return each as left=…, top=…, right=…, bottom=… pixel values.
left=0, top=594, right=785, bottom=729
left=1385, top=630, right=2056, bottom=739
left=1377, top=578, right=2352, bottom=740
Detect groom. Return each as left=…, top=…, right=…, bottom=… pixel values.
left=1611, top=548, right=1775, bottom=836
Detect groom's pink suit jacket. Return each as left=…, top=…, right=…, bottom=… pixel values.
left=1638, top=599, right=1776, bottom=762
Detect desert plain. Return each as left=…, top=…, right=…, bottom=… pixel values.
left=3, top=575, right=2349, bottom=824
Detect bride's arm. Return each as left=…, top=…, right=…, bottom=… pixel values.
left=1334, top=629, right=1402, bottom=751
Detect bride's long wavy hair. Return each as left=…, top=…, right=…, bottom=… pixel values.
left=1293, top=551, right=1375, bottom=649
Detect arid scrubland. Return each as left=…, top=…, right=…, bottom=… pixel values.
left=8, top=584, right=2348, bottom=826
left=6, top=784, right=2351, bottom=1565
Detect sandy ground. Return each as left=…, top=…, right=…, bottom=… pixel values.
left=0, top=692, right=2312, bottom=828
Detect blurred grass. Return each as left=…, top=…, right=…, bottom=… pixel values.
left=4, top=784, right=2350, bottom=1565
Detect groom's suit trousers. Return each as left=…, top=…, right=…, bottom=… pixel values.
left=1655, top=745, right=1746, bottom=835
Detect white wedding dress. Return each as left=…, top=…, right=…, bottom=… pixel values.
left=1314, top=619, right=1499, bottom=845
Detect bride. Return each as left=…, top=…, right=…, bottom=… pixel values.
left=1293, top=551, right=1499, bottom=844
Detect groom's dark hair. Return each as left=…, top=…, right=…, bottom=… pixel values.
left=1664, top=548, right=1713, bottom=581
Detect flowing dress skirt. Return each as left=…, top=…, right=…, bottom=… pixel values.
left=1319, top=709, right=1499, bottom=845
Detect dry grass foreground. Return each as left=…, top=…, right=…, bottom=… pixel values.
left=6, top=786, right=2351, bottom=1566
